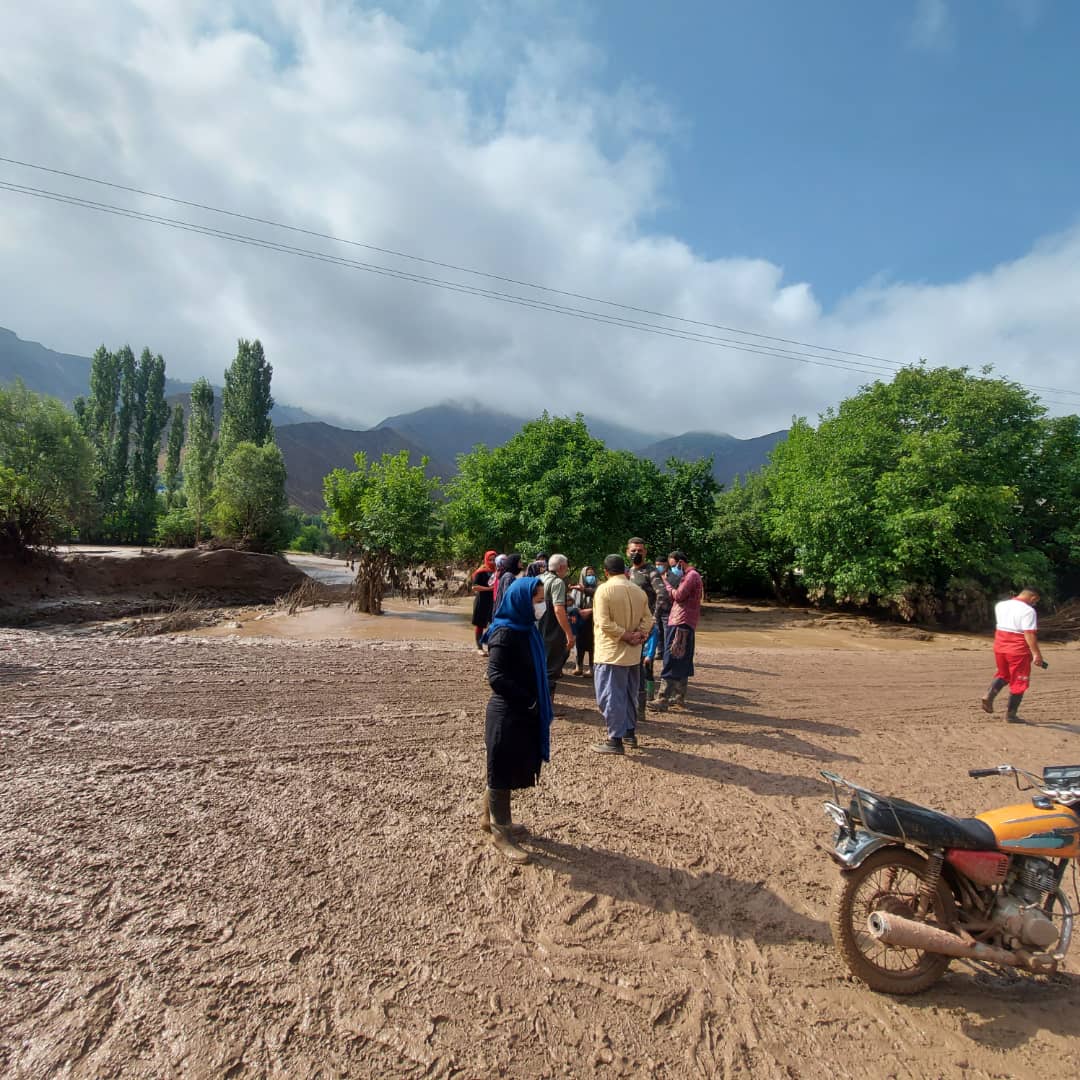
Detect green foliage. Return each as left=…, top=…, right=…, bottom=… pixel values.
left=127, top=348, right=170, bottom=541
left=287, top=510, right=335, bottom=554
left=444, top=414, right=715, bottom=569
left=711, top=471, right=796, bottom=597
left=0, top=382, right=95, bottom=554
left=154, top=504, right=198, bottom=548
left=164, top=403, right=185, bottom=508
left=766, top=365, right=1052, bottom=617
left=184, top=379, right=215, bottom=542
left=210, top=441, right=290, bottom=552
left=73, top=343, right=170, bottom=542
left=218, top=338, right=274, bottom=461
left=324, top=450, right=440, bottom=612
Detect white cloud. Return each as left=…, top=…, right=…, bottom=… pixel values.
left=0, top=0, right=1078, bottom=439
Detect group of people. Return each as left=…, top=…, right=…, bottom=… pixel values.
left=471, top=538, right=703, bottom=863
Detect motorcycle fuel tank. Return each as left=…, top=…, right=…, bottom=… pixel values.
left=977, top=802, right=1080, bottom=858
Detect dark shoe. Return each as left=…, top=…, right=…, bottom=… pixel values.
left=623, top=732, right=638, bottom=749
left=1006, top=714, right=1027, bottom=724
left=980, top=696, right=994, bottom=714
left=592, top=738, right=625, bottom=755
left=647, top=698, right=668, bottom=712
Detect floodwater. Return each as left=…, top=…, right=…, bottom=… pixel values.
left=196, top=595, right=990, bottom=653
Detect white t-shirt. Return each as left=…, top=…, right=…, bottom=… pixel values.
left=995, top=597, right=1037, bottom=635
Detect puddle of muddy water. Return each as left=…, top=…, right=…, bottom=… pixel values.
left=194, top=597, right=475, bottom=643
left=192, top=597, right=987, bottom=651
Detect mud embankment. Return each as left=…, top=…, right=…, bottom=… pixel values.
left=0, top=548, right=307, bottom=626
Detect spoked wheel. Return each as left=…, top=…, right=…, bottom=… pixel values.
left=833, top=848, right=955, bottom=994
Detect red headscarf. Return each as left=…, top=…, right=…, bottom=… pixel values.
left=477, top=550, right=497, bottom=575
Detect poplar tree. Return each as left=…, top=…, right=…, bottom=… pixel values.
left=185, top=379, right=216, bottom=542
left=128, top=349, right=170, bottom=539
left=163, top=403, right=185, bottom=508
left=218, top=338, right=274, bottom=461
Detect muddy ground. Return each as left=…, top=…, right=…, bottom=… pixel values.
left=3, top=601, right=1080, bottom=1078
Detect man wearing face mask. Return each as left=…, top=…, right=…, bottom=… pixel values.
left=652, top=550, right=703, bottom=709
left=538, top=554, right=575, bottom=698
left=625, top=537, right=656, bottom=726
left=646, top=554, right=673, bottom=697
left=570, top=565, right=598, bottom=676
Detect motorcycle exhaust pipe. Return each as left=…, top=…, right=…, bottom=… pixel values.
left=868, top=913, right=1057, bottom=974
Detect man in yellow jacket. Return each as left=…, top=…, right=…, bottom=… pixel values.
left=591, top=553, right=653, bottom=754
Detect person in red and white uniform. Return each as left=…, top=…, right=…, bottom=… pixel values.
left=981, top=588, right=1044, bottom=723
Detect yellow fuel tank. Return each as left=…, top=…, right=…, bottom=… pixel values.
left=977, top=802, right=1080, bottom=859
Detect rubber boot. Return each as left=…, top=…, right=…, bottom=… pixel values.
left=981, top=677, right=1007, bottom=714
left=649, top=680, right=670, bottom=711
left=488, top=788, right=530, bottom=863
left=479, top=789, right=528, bottom=837
left=672, top=678, right=688, bottom=707
left=1005, top=692, right=1026, bottom=724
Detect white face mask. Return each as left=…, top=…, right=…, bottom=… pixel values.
left=533, top=600, right=547, bottom=621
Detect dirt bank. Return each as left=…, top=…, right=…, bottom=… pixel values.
left=2, top=623, right=1079, bottom=1078
left=0, top=548, right=307, bottom=625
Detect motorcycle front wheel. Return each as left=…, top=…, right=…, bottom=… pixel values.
left=833, top=847, right=955, bottom=995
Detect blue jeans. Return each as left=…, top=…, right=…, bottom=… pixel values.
left=593, top=663, right=640, bottom=740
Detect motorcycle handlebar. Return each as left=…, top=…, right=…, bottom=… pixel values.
left=968, top=767, right=1003, bottom=778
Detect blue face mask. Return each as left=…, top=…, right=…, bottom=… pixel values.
left=669, top=565, right=683, bottom=578
left=585, top=575, right=597, bottom=586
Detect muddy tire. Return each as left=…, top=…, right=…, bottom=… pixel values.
left=832, top=847, right=954, bottom=995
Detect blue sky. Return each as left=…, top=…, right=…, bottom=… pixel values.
left=591, top=1, right=1079, bottom=305
left=3, top=0, right=1079, bottom=434
left=413, top=0, right=1080, bottom=307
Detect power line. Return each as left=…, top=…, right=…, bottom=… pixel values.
left=0, top=179, right=899, bottom=380
left=2, top=170, right=1078, bottom=405
left=0, top=154, right=910, bottom=368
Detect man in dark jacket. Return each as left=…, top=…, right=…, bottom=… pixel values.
left=625, top=537, right=655, bottom=725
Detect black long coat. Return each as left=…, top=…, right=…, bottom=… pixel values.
left=485, top=626, right=543, bottom=790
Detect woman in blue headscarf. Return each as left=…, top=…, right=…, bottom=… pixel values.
left=479, top=576, right=555, bottom=864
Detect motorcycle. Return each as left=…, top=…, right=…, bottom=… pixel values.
left=821, top=763, right=1080, bottom=994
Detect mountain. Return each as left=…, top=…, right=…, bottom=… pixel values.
left=1, top=326, right=319, bottom=426
left=638, top=430, right=788, bottom=487
left=274, top=422, right=432, bottom=513
left=4, top=326, right=783, bottom=508
left=375, top=401, right=662, bottom=465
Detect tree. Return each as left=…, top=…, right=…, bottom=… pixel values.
left=445, top=415, right=671, bottom=566
left=127, top=348, right=170, bottom=541
left=210, top=441, right=290, bottom=552
left=218, top=338, right=273, bottom=461
left=163, top=403, right=185, bottom=508
left=324, top=450, right=441, bottom=614
left=711, top=471, right=797, bottom=597
left=0, top=383, right=95, bottom=555
left=184, top=379, right=216, bottom=542
left=767, top=365, right=1049, bottom=619
left=653, top=457, right=722, bottom=564
left=73, top=343, right=171, bottom=541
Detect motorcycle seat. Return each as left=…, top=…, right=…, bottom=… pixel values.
left=859, top=793, right=998, bottom=851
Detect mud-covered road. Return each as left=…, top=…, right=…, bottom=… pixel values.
left=3, top=623, right=1080, bottom=1078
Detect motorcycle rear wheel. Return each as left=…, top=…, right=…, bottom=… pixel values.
left=833, top=847, right=955, bottom=995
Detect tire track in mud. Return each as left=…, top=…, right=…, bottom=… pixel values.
left=2, top=629, right=1080, bottom=1077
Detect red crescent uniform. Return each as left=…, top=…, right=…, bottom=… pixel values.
left=993, top=596, right=1037, bottom=694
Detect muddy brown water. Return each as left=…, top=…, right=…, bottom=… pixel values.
left=3, top=606, right=1080, bottom=1077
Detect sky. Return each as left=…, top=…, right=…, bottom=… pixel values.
left=2, top=0, right=1079, bottom=437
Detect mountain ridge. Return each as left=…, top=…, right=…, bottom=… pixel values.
left=3, top=326, right=786, bottom=509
